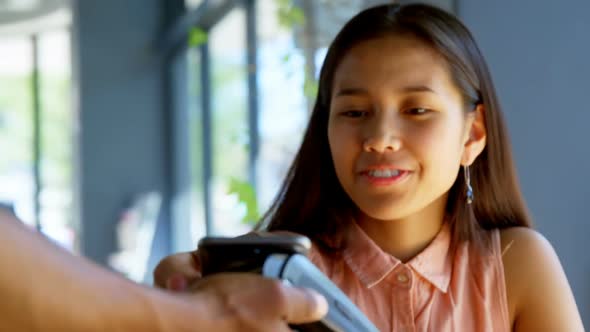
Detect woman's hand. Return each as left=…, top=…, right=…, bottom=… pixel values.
left=154, top=250, right=202, bottom=291
left=153, top=231, right=302, bottom=291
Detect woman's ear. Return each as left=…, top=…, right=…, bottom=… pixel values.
left=461, top=104, right=487, bottom=166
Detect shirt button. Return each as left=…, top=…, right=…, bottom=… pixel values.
left=396, top=272, right=409, bottom=283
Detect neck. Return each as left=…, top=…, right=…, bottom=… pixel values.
left=356, top=197, right=447, bottom=262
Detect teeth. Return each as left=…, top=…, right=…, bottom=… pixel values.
left=368, top=169, right=401, bottom=178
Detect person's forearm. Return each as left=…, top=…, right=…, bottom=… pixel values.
left=0, top=211, right=207, bottom=332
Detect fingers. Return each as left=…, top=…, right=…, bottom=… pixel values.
left=279, top=284, right=329, bottom=324
left=153, top=231, right=307, bottom=289
left=165, top=274, right=188, bottom=291
left=191, top=273, right=327, bottom=328
left=153, top=251, right=201, bottom=289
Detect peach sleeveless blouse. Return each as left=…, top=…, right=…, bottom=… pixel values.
left=308, top=222, right=510, bottom=332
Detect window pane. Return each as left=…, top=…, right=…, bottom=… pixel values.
left=209, top=7, right=251, bottom=236
left=38, top=29, right=76, bottom=252
left=0, top=37, right=35, bottom=227
left=256, top=0, right=308, bottom=212
left=187, top=46, right=207, bottom=244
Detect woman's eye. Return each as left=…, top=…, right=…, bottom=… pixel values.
left=341, top=110, right=367, bottom=118
left=405, top=107, right=431, bottom=116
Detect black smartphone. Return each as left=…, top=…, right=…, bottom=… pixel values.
left=197, top=232, right=311, bottom=276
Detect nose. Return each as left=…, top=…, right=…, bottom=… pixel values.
left=362, top=117, right=402, bottom=153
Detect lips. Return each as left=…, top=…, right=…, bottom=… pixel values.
left=359, top=164, right=411, bottom=174
left=366, top=169, right=401, bottom=178
left=358, top=166, right=412, bottom=186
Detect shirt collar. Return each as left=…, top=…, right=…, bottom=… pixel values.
left=342, top=221, right=452, bottom=293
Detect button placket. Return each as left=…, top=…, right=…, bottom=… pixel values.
left=391, top=265, right=416, bottom=331
left=396, top=271, right=410, bottom=284
left=394, top=265, right=413, bottom=288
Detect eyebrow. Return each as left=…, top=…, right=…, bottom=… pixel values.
left=334, top=87, right=367, bottom=97
left=334, top=84, right=438, bottom=97
left=402, top=85, right=437, bottom=94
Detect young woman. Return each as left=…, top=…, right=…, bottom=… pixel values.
left=155, top=3, right=584, bottom=331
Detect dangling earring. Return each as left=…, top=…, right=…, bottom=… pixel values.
left=464, top=165, right=474, bottom=204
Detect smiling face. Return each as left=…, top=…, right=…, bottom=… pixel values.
left=328, top=34, right=485, bottom=223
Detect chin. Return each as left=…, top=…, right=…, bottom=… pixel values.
left=355, top=203, right=412, bottom=222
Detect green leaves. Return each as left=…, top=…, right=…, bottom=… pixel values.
left=304, top=74, right=319, bottom=100
left=188, top=28, right=208, bottom=47
left=276, top=0, right=305, bottom=29
left=227, top=177, right=260, bottom=225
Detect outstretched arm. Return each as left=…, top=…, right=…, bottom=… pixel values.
left=0, top=210, right=327, bottom=332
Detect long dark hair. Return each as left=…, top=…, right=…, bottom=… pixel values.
left=256, top=3, right=531, bottom=252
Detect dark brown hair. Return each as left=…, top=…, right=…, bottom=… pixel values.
left=256, top=3, right=531, bottom=252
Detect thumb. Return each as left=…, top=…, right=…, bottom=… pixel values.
left=153, top=251, right=202, bottom=289
left=282, top=286, right=328, bottom=324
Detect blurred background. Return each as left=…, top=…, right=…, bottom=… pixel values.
left=0, top=0, right=588, bottom=325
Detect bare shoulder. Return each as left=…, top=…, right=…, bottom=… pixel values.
left=500, top=226, right=551, bottom=251
left=499, top=227, right=555, bottom=277
left=499, top=227, right=584, bottom=331
left=500, top=225, right=543, bottom=244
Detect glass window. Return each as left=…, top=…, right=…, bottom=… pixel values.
left=0, top=29, right=75, bottom=251
left=187, top=46, right=207, bottom=245
left=0, top=37, right=35, bottom=228
left=255, top=0, right=309, bottom=212
left=38, top=29, right=75, bottom=251
left=209, top=7, right=251, bottom=236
